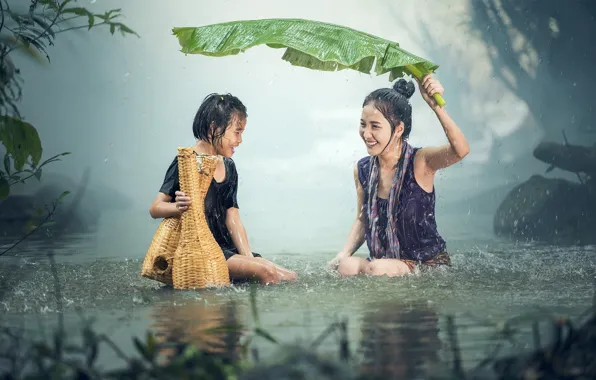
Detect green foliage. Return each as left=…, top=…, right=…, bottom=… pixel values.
left=0, top=133, right=70, bottom=199
left=0, top=0, right=137, bottom=201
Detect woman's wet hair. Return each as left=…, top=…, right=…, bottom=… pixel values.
left=193, top=93, right=247, bottom=145
left=363, top=79, right=415, bottom=140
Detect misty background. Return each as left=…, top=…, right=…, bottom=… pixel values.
left=7, top=0, right=594, bottom=256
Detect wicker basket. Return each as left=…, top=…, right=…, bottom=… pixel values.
left=140, top=216, right=180, bottom=285
left=141, top=148, right=231, bottom=289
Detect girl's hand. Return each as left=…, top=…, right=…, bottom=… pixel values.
left=327, top=257, right=340, bottom=270
left=174, top=191, right=191, bottom=212
left=327, top=252, right=348, bottom=270
left=417, top=74, right=444, bottom=110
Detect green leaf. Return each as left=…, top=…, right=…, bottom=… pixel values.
left=34, top=168, right=42, bottom=181
left=254, top=327, right=278, bottom=344
left=108, top=9, right=122, bottom=19
left=88, top=14, right=95, bottom=30
left=173, top=18, right=446, bottom=106
left=59, top=0, right=75, bottom=12
left=0, top=116, right=43, bottom=171
left=25, top=220, right=38, bottom=233
left=3, top=154, right=10, bottom=175
left=172, top=18, right=439, bottom=80
left=110, top=24, right=115, bottom=35
left=61, top=7, right=90, bottom=17
left=32, top=15, right=55, bottom=38
left=57, top=191, right=71, bottom=201
left=182, top=344, right=199, bottom=360
left=249, top=284, right=260, bottom=326
left=117, top=23, right=137, bottom=36
left=37, top=152, right=71, bottom=169
left=133, top=336, right=152, bottom=362
left=0, top=177, right=8, bottom=200
left=144, top=331, right=156, bottom=362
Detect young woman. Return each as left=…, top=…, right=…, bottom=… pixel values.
left=149, top=93, right=298, bottom=285
left=329, top=75, right=469, bottom=277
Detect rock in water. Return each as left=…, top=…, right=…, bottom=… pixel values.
left=493, top=175, right=596, bottom=244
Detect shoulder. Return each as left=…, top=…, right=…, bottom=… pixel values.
left=357, top=155, right=372, bottom=165
left=355, top=156, right=372, bottom=185
left=222, top=157, right=239, bottom=181
left=411, top=146, right=424, bottom=166
left=164, top=155, right=179, bottom=176
left=356, top=156, right=372, bottom=170
left=356, top=156, right=372, bottom=174
left=223, top=157, right=237, bottom=172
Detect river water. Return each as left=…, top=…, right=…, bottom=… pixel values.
left=1, top=212, right=594, bottom=378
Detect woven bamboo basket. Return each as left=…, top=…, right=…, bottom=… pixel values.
left=141, top=148, right=231, bottom=289
left=172, top=148, right=231, bottom=289
left=140, top=216, right=180, bottom=285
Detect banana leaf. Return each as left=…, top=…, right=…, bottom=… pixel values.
left=172, top=18, right=446, bottom=106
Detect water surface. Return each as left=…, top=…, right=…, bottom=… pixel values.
left=1, top=214, right=594, bottom=378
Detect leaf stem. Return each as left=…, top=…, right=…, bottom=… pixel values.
left=406, top=64, right=446, bottom=107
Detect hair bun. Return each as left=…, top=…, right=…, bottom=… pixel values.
left=392, top=79, right=415, bottom=99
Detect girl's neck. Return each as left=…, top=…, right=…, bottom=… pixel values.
left=194, top=140, right=217, bottom=156
left=378, top=140, right=402, bottom=169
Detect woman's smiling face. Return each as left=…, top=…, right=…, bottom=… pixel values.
left=359, top=103, right=403, bottom=156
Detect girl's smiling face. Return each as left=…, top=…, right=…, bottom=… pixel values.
left=215, top=114, right=246, bottom=158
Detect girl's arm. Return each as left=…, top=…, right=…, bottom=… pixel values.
left=226, top=208, right=253, bottom=257
left=416, top=75, right=470, bottom=172
left=150, top=158, right=188, bottom=219
left=149, top=192, right=183, bottom=219
left=334, top=165, right=367, bottom=259
left=338, top=219, right=366, bottom=258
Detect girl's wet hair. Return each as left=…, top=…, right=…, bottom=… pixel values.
left=193, top=93, right=247, bottom=145
left=363, top=79, right=415, bottom=140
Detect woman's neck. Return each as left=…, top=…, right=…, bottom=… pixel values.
left=194, top=140, right=217, bottom=155
left=378, top=140, right=402, bottom=169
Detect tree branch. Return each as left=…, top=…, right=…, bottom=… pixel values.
left=0, top=1, right=6, bottom=35
left=0, top=201, right=58, bottom=257
left=6, top=4, right=62, bottom=56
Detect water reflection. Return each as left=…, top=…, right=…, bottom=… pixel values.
left=358, top=300, right=443, bottom=379
left=149, top=290, right=246, bottom=363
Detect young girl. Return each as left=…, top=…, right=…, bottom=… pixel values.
left=149, top=93, right=298, bottom=285
left=329, top=75, right=469, bottom=277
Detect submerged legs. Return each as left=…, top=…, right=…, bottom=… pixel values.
left=227, top=255, right=298, bottom=285
left=337, top=257, right=412, bottom=278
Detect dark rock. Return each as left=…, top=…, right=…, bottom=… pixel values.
left=0, top=169, right=132, bottom=239
left=493, top=174, right=596, bottom=245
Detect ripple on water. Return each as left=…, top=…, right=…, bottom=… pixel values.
left=1, top=235, right=595, bottom=374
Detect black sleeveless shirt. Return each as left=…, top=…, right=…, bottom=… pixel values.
left=158, top=156, right=239, bottom=253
